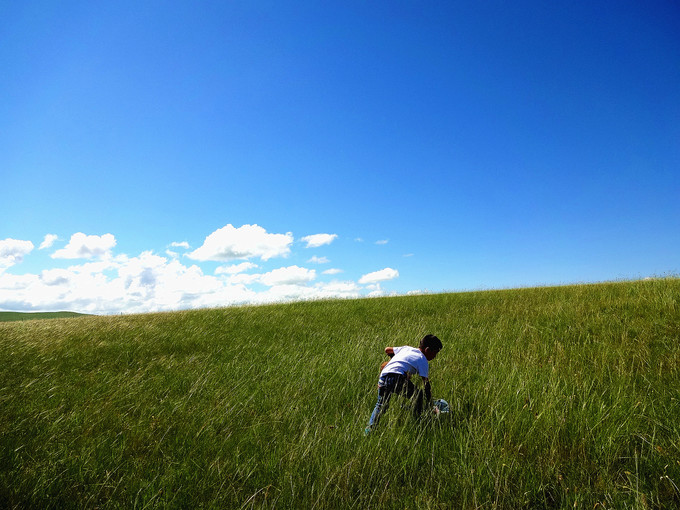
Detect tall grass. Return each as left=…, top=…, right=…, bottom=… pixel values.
left=1, top=278, right=678, bottom=508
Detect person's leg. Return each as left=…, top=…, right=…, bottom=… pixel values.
left=366, top=374, right=402, bottom=432
left=367, top=387, right=392, bottom=429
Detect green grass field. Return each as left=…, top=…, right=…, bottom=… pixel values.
left=1, top=278, right=678, bottom=509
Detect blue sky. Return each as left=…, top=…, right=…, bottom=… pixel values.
left=1, top=1, right=678, bottom=314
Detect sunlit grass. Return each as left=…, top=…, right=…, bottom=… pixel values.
left=1, top=278, right=678, bottom=508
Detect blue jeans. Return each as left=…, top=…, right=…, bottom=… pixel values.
left=367, top=373, right=424, bottom=429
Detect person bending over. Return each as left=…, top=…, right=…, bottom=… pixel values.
left=365, top=334, right=442, bottom=434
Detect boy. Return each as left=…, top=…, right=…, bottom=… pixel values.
left=365, top=334, right=443, bottom=434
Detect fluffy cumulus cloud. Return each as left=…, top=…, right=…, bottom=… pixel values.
left=0, top=239, right=34, bottom=269
left=0, top=250, right=258, bottom=314
left=40, top=268, right=72, bottom=286
left=0, top=226, right=402, bottom=314
left=359, top=268, right=399, bottom=284
left=221, top=265, right=316, bottom=287
left=227, top=272, right=261, bottom=285
left=52, top=233, right=116, bottom=259
left=189, top=224, right=293, bottom=261
left=215, top=262, right=258, bottom=275
left=301, top=233, right=337, bottom=248
left=114, top=251, right=247, bottom=311
left=259, top=265, right=316, bottom=286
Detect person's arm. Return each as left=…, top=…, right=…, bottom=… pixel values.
left=413, top=376, right=432, bottom=415
left=379, top=347, right=395, bottom=373
left=423, top=377, right=431, bottom=403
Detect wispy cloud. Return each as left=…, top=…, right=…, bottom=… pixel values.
left=308, top=256, right=329, bottom=264
left=301, top=233, right=337, bottom=248
left=375, top=239, right=389, bottom=245
left=39, top=234, right=58, bottom=250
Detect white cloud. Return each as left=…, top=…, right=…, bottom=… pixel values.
left=0, top=226, right=404, bottom=314
left=67, top=257, right=124, bottom=275
left=259, top=265, right=316, bottom=287
left=253, top=279, right=361, bottom=304
left=0, top=239, right=34, bottom=269
left=308, top=256, right=329, bottom=264
left=367, top=287, right=397, bottom=298
left=301, top=233, right=337, bottom=248
left=363, top=282, right=398, bottom=298
left=253, top=284, right=316, bottom=304
left=116, top=251, right=231, bottom=310
left=225, top=265, right=317, bottom=287
left=375, top=239, right=389, bottom=245
left=0, top=256, right=361, bottom=314
left=318, top=280, right=360, bottom=295
left=359, top=267, right=399, bottom=285
left=188, top=224, right=293, bottom=262
left=39, top=234, right=59, bottom=250
left=52, top=233, right=116, bottom=260
left=40, top=268, right=72, bottom=286
left=0, top=251, right=259, bottom=314
left=215, top=262, right=258, bottom=275
left=227, top=272, right=261, bottom=285
left=166, top=243, right=190, bottom=258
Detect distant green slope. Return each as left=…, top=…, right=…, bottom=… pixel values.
left=0, top=311, right=90, bottom=322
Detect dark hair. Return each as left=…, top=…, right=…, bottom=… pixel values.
left=420, top=334, right=442, bottom=351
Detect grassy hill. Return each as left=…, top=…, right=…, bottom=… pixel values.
left=1, top=279, right=678, bottom=509
left=0, top=311, right=90, bottom=322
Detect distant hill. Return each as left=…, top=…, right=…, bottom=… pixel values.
left=0, top=311, right=91, bottom=322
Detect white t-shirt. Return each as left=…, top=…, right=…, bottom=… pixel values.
left=380, top=346, right=429, bottom=379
